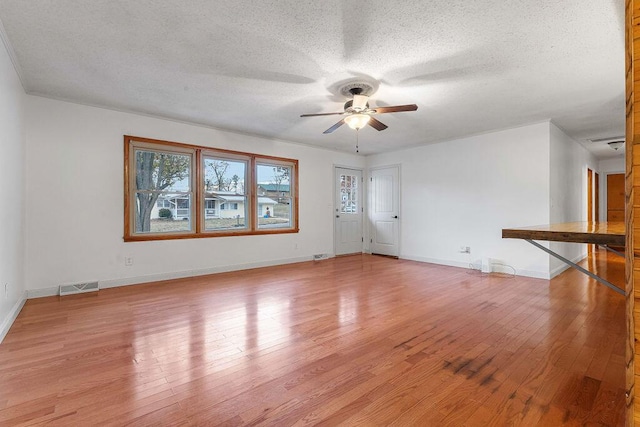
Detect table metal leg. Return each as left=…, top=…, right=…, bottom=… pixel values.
left=597, top=244, right=624, bottom=258
left=525, top=239, right=625, bottom=296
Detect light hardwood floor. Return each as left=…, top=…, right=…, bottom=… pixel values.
left=0, top=251, right=625, bottom=426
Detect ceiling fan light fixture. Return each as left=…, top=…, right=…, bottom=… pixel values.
left=608, top=140, right=624, bottom=151
left=345, top=114, right=370, bottom=130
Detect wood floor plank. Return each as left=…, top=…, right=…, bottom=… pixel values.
left=0, top=250, right=625, bottom=425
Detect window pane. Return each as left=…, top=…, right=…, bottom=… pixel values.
left=203, top=157, right=248, bottom=231
left=132, top=147, right=192, bottom=235
left=135, top=149, right=191, bottom=192
left=135, top=192, right=192, bottom=233
left=257, top=164, right=293, bottom=229
left=340, top=174, right=358, bottom=214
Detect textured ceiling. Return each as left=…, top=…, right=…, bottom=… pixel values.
left=0, top=0, right=625, bottom=157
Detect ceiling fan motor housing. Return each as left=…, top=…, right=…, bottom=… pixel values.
left=344, top=97, right=370, bottom=112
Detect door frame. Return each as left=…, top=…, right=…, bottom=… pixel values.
left=594, top=172, right=599, bottom=222
left=333, top=165, right=364, bottom=256
left=587, top=168, right=593, bottom=223
left=367, top=164, right=401, bottom=257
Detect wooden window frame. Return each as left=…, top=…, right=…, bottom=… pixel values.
left=255, top=159, right=296, bottom=231
left=124, top=135, right=299, bottom=242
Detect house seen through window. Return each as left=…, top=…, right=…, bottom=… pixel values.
left=203, top=156, right=248, bottom=231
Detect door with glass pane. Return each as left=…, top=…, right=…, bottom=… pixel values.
left=335, top=167, right=363, bottom=255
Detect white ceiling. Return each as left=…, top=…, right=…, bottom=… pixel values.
left=0, top=0, right=626, bottom=157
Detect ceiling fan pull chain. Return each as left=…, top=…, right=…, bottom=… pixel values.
left=356, top=129, right=359, bottom=153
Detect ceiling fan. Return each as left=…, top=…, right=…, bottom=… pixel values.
left=300, top=87, right=418, bottom=134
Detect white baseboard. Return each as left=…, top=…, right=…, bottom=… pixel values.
left=0, top=291, right=27, bottom=344
left=399, top=254, right=551, bottom=280
left=100, top=255, right=320, bottom=289
left=400, top=255, right=470, bottom=270
left=549, top=253, right=587, bottom=279
left=26, top=254, right=327, bottom=299
left=27, top=287, right=59, bottom=298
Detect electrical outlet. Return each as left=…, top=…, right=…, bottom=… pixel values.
left=125, top=257, right=134, bottom=266
left=4, top=283, right=7, bottom=299
left=294, top=243, right=298, bottom=250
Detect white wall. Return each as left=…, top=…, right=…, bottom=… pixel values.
left=549, top=123, right=598, bottom=276
left=0, top=31, right=26, bottom=340
left=598, top=156, right=625, bottom=222
left=24, top=97, right=364, bottom=295
left=599, top=157, right=625, bottom=174
left=366, top=122, right=552, bottom=278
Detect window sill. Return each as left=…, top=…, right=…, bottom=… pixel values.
left=124, top=227, right=299, bottom=242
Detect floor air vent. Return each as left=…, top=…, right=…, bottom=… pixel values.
left=313, top=253, right=329, bottom=260
left=59, top=281, right=99, bottom=296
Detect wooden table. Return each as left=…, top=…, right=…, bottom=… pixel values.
left=502, top=222, right=625, bottom=295
left=502, top=221, right=625, bottom=246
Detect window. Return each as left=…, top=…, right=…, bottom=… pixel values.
left=340, top=174, right=359, bottom=214
left=131, top=144, right=193, bottom=234
left=125, top=136, right=298, bottom=241
left=256, top=162, right=293, bottom=229
left=220, top=203, right=239, bottom=210
left=203, top=155, right=248, bottom=231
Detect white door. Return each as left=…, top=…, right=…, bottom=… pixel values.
left=370, top=166, right=399, bottom=257
left=335, top=167, right=363, bottom=255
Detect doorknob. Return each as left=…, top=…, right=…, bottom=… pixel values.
left=336, top=215, right=340, bottom=218
left=393, top=216, right=398, bottom=219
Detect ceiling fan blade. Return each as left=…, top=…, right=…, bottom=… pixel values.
left=300, top=112, right=345, bottom=117
left=368, top=117, right=388, bottom=131
left=373, top=104, right=418, bottom=114
left=323, top=120, right=345, bottom=134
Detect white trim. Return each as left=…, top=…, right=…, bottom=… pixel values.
left=400, top=255, right=471, bottom=269
left=0, top=17, right=26, bottom=90
left=549, top=253, right=588, bottom=279
left=0, top=291, right=27, bottom=343
left=400, top=254, right=551, bottom=280
left=26, top=287, right=59, bottom=298
left=26, top=254, right=334, bottom=299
